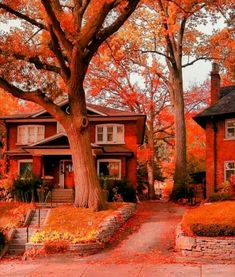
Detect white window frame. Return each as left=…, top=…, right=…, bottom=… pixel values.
left=17, top=125, right=45, bottom=145
left=225, top=119, right=235, bottom=140
left=57, top=122, right=65, bottom=133
left=95, top=124, right=125, bottom=144
left=97, top=159, right=121, bottom=180
left=224, top=161, right=235, bottom=182
left=18, top=159, right=33, bottom=176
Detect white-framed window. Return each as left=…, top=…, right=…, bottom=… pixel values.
left=17, top=125, right=45, bottom=145
left=96, top=124, right=124, bottom=144
left=224, top=161, right=235, bottom=181
left=225, top=119, right=235, bottom=139
left=18, top=159, right=33, bottom=177
left=57, top=122, right=65, bottom=133
left=97, top=159, right=121, bottom=179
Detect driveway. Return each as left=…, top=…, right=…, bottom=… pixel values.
left=0, top=201, right=234, bottom=277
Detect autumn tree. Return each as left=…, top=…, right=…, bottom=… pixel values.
left=0, top=0, right=140, bottom=210
left=129, top=0, right=233, bottom=199
left=87, top=41, right=173, bottom=199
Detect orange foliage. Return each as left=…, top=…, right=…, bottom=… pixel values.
left=31, top=203, right=126, bottom=244
left=0, top=202, right=35, bottom=231
left=181, top=201, right=235, bottom=236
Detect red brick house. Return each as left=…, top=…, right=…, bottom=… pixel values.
left=194, top=63, right=235, bottom=197
left=0, top=101, right=145, bottom=190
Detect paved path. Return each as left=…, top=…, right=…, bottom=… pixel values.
left=0, top=201, right=234, bottom=277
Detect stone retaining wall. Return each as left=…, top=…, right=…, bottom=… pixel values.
left=26, top=203, right=136, bottom=255
left=175, top=224, right=235, bottom=260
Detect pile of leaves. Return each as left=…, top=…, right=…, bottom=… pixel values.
left=181, top=201, right=235, bottom=236
left=0, top=202, right=35, bottom=231
left=31, top=203, right=126, bottom=245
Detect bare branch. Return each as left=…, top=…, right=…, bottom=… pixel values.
left=182, top=57, right=211, bottom=68
left=0, top=3, right=47, bottom=30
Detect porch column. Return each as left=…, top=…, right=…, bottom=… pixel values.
left=32, top=155, right=42, bottom=177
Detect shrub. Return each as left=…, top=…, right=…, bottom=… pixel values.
left=181, top=201, right=235, bottom=236
left=191, top=224, right=235, bottom=237
left=0, top=230, right=6, bottom=250
left=13, top=173, right=42, bottom=202
left=208, top=192, right=233, bottom=202
left=44, top=240, right=69, bottom=254
left=100, top=178, right=136, bottom=203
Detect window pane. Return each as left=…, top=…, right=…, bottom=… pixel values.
left=99, top=162, right=109, bottom=177
left=18, top=127, right=26, bottom=144
left=28, top=127, right=35, bottom=143
left=107, top=126, right=113, bottom=142
left=117, top=126, right=124, bottom=142
left=98, top=161, right=120, bottom=179
left=109, top=162, right=120, bottom=178
left=226, top=170, right=235, bottom=181
left=19, top=162, right=32, bottom=177
left=227, top=128, right=235, bottom=138
left=97, top=126, right=103, bottom=142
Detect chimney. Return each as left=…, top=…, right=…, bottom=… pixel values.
left=210, top=62, right=220, bottom=105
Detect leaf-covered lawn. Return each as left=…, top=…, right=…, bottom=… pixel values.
left=31, top=202, right=126, bottom=244
left=181, top=201, right=235, bottom=236
left=0, top=202, right=34, bottom=231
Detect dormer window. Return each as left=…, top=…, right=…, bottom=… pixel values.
left=17, top=125, right=45, bottom=145
left=96, top=124, right=124, bottom=144
left=225, top=119, right=235, bottom=139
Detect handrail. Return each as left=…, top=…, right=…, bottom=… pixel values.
left=26, top=209, right=35, bottom=243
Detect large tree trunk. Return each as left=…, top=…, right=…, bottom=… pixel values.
left=171, top=72, right=187, bottom=200
left=67, top=117, right=105, bottom=211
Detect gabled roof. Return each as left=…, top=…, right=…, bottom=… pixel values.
left=0, top=100, right=143, bottom=119
left=23, top=133, right=102, bottom=149
left=194, top=86, right=235, bottom=128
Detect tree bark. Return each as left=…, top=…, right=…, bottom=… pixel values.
left=171, top=72, right=187, bottom=199
left=146, top=126, right=155, bottom=200
left=66, top=116, right=105, bottom=211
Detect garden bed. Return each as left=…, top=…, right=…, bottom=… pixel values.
left=26, top=202, right=136, bottom=255
left=0, top=202, right=35, bottom=231
left=176, top=201, right=235, bottom=259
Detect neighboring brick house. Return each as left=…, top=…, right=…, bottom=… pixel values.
left=0, top=101, right=146, bottom=189
left=194, top=63, right=235, bottom=197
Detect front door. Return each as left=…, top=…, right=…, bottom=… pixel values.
left=59, top=160, right=74, bottom=188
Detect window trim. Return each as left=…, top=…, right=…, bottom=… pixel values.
left=224, top=160, right=235, bottom=182
left=17, top=125, right=45, bottom=145
left=95, top=124, right=125, bottom=144
left=18, top=159, right=33, bottom=176
left=57, top=122, right=65, bottom=133
left=97, top=159, right=121, bottom=180
left=225, top=119, right=235, bottom=140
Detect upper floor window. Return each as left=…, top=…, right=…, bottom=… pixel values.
left=96, top=124, right=124, bottom=144
left=225, top=119, right=235, bottom=139
left=57, top=122, right=65, bottom=133
left=225, top=161, right=235, bottom=181
left=17, top=125, right=45, bottom=145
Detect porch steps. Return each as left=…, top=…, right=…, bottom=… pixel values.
left=6, top=208, right=49, bottom=256
left=7, top=228, right=36, bottom=255
left=49, top=189, right=74, bottom=203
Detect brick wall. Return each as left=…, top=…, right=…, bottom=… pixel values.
left=206, top=119, right=235, bottom=196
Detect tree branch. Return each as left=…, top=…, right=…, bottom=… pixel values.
left=0, top=3, right=47, bottom=30
left=0, top=77, right=66, bottom=121
left=41, top=0, right=73, bottom=57
left=86, top=0, right=140, bottom=61
left=0, top=48, right=61, bottom=74
left=182, top=56, right=211, bottom=68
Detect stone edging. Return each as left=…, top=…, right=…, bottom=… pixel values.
left=175, top=224, right=235, bottom=259
left=26, top=203, right=136, bottom=255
